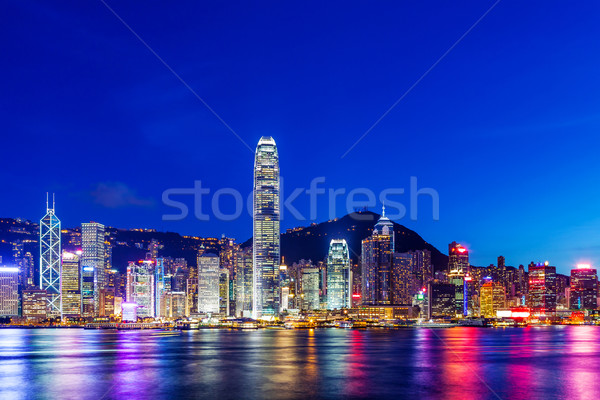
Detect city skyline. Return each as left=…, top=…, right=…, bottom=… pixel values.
left=2, top=2, right=600, bottom=270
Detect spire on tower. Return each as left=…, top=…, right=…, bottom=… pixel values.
left=382, top=202, right=386, bottom=218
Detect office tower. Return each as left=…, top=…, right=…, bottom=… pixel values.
left=155, top=258, right=166, bottom=318
left=391, top=253, right=413, bottom=305
left=448, top=242, right=469, bottom=274
left=233, top=248, right=251, bottom=317
left=22, top=288, right=48, bottom=321
left=99, top=288, right=115, bottom=317
left=40, top=194, right=62, bottom=317
left=326, top=239, right=351, bottom=310
left=409, top=249, right=433, bottom=290
left=570, top=264, right=598, bottom=310
left=126, top=261, right=155, bottom=318
left=160, top=291, right=187, bottom=318
left=361, top=208, right=394, bottom=305
left=253, top=136, right=280, bottom=319
left=219, top=268, right=230, bottom=315
left=81, top=264, right=95, bottom=318
left=427, top=283, right=455, bottom=318
left=197, top=254, right=220, bottom=314
left=82, top=222, right=106, bottom=315
left=448, top=270, right=467, bottom=317
left=528, top=262, right=557, bottom=317
left=23, top=252, right=35, bottom=288
left=301, top=267, right=320, bottom=310
left=0, top=266, right=20, bottom=316
left=479, top=281, right=506, bottom=317
left=61, top=251, right=81, bottom=317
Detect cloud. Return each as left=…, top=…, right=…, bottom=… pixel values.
left=90, top=182, right=155, bottom=209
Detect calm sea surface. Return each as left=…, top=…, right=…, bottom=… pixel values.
left=0, top=326, right=599, bottom=400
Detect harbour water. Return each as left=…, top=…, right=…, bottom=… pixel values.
left=0, top=326, right=598, bottom=399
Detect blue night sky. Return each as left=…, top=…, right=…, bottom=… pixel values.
left=2, top=1, right=600, bottom=273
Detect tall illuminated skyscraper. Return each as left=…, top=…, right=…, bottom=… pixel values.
left=361, top=208, right=394, bottom=305
left=61, top=251, right=81, bottom=317
left=40, top=194, right=62, bottom=317
left=569, top=264, right=598, bottom=310
left=528, top=262, right=557, bottom=317
left=326, top=239, right=351, bottom=310
left=82, top=222, right=105, bottom=315
left=252, top=136, right=280, bottom=319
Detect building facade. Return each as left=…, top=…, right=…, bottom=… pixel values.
left=82, top=222, right=106, bottom=316
left=570, top=265, right=598, bottom=310
left=253, top=136, right=281, bottom=319
left=61, top=251, right=81, bottom=317
left=40, top=195, right=62, bottom=317
left=326, top=239, right=351, bottom=310
left=198, top=254, right=220, bottom=314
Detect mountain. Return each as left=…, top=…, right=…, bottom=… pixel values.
left=242, top=211, right=448, bottom=270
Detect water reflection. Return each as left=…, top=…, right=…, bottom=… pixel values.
left=1, top=327, right=600, bottom=399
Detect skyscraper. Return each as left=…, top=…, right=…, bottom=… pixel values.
left=528, top=262, right=557, bottom=317
left=198, top=253, right=220, bottom=314
left=301, top=267, right=320, bottom=310
left=448, top=242, right=469, bottom=274
left=126, top=261, right=155, bottom=318
left=82, top=222, right=106, bottom=316
left=61, top=251, right=81, bottom=317
left=40, top=194, right=62, bottom=317
left=326, top=239, right=351, bottom=310
left=479, top=281, right=506, bottom=318
left=361, top=208, right=394, bottom=304
left=253, top=136, right=280, bottom=319
left=235, top=247, right=253, bottom=317
left=569, top=264, right=598, bottom=310
left=0, top=266, right=20, bottom=317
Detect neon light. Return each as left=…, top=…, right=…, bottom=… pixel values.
left=457, top=247, right=467, bottom=253
left=0, top=267, right=19, bottom=273
left=577, top=264, right=592, bottom=269
left=83, top=266, right=94, bottom=272
left=352, top=294, right=361, bottom=298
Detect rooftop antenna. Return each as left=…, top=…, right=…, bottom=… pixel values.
left=46, top=192, right=49, bottom=211
left=382, top=202, right=386, bottom=218
left=52, top=193, right=55, bottom=210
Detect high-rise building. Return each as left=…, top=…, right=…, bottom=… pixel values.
left=427, top=283, right=455, bottom=319
left=361, top=209, right=394, bottom=305
left=160, top=291, right=187, bottom=318
left=528, top=262, right=557, bottom=317
left=219, top=268, right=230, bottom=316
left=61, top=251, right=81, bottom=317
left=408, top=249, right=433, bottom=290
left=81, top=264, right=95, bottom=318
left=82, top=222, right=106, bottom=316
left=448, top=242, right=469, bottom=274
left=0, top=266, right=20, bottom=316
left=448, top=270, right=467, bottom=317
left=301, top=267, right=320, bottom=310
left=253, top=136, right=281, bottom=319
left=40, top=194, right=62, bottom=317
left=326, top=239, right=351, bottom=310
left=235, top=247, right=253, bottom=317
left=570, top=264, right=598, bottom=310
left=479, top=281, right=506, bottom=318
left=22, top=288, right=48, bottom=321
left=155, top=258, right=166, bottom=318
left=198, top=253, right=220, bottom=314
left=392, top=253, right=413, bottom=304
left=126, top=261, right=155, bottom=318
